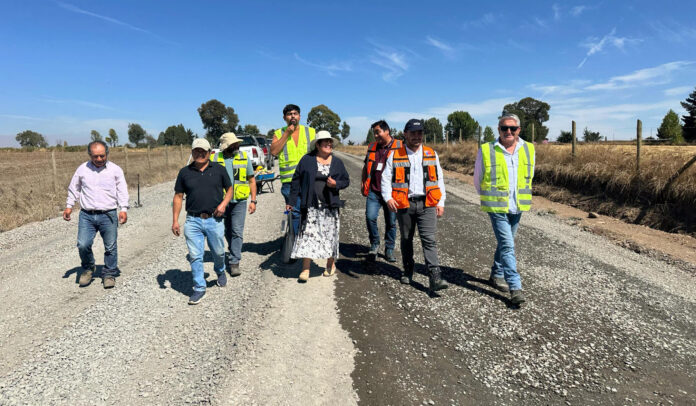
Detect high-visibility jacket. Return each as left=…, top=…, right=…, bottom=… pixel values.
left=362, top=139, right=402, bottom=196
left=274, top=125, right=316, bottom=183
left=391, top=145, right=442, bottom=209
left=210, top=151, right=251, bottom=200
left=479, top=141, right=535, bottom=213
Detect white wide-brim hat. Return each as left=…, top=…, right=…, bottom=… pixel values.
left=310, top=130, right=338, bottom=151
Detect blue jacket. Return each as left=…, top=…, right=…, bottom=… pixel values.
left=289, top=152, right=350, bottom=210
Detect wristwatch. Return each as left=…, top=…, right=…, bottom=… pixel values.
left=250, top=200, right=257, bottom=204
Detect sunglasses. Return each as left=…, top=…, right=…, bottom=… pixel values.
left=499, top=126, right=520, bottom=132
left=319, top=141, right=333, bottom=148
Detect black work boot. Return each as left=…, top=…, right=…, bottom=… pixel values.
left=510, top=290, right=526, bottom=306
left=428, top=267, right=449, bottom=295
left=400, top=265, right=414, bottom=285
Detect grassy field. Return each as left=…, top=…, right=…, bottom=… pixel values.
left=0, top=146, right=187, bottom=231
left=337, top=142, right=696, bottom=235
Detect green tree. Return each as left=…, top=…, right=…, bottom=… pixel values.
left=557, top=130, right=573, bottom=143
left=502, top=97, right=551, bottom=141
left=159, top=124, right=195, bottom=145
left=106, top=128, right=118, bottom=146
left=128, top=123, right=146, bottom=146
left=242, top=124, right=260, bottom=136
left=347, top=140, right=355, bottom=146
left=307, top=104, right=341, bottom=135
left=680, top=87, right=696, bottom=142
left=340, top=121, right=350, bottom=141
left=90, top=130, right=102, bottom=142
left=483, top=126, right=495, bottom=142
left=423, top=117, right=444, bottom=143
left=583, top=127, right=601, bottom=142
left=657, top=109, right=684, bottom=143
left=144, top=134, right=158, bottom=147
left=365, top=128, right=375, bottom=145
left=266, top=129, right=275, bottom=137
left=197, top=99, right=239, bottom=145
left=15, top=130, right=48, bottom=148
left=445, top=111, right=479, bottom=141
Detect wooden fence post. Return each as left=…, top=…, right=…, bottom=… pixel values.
left=571, top=121, right=576, bottom=158
left=147, top=145, right=152, bottom=170
left=531, top=122, right=535, bottom=143
left=636, top=119, right=642, bottom=173
left=124, top=145, right=129, bottom=176
left=51, top=150, right=58, bottom=193
left=459, top=128, right=462, bottom=143
left=179, top=144, right=183, bottom=160
left=165, top=146, right=170, bottom=170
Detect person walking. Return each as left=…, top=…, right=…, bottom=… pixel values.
left=474, top=113, right=535, bottom=306
left=382, top=119, right=448, bottom=296
left=211, top=132, right=257, bottom=277
left=287, top=131, right=350, bottom=282
left=172, top=138, right=233, bottom=304
left=361, top=120, right=401, bottom=263
left=270, top=104, right=316, bottom=235
left=63, top=140, right=129, bottom=289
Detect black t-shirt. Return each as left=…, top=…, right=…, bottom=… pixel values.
left=174, top=162, right=232, bottom=215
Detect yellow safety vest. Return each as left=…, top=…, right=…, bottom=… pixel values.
left=211, top=151, right=251, bottom=200
left=479, top=141, right=535, bottom=213
left=274, top=125, right=316, bottom=183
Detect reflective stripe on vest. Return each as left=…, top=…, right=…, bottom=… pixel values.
left=479, top=141, right=535, bottom=213
left=390, top=145, right=442, bottom=209
left=275, top=125, right=315, bottom=183
left=362, top=139, right=402, bottom=197
left=211, top=151, right=251, bottom=200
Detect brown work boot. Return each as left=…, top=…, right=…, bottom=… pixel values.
left=103, top=276, right=116, bottom=289
left=79, top=265, right=95, bottom=287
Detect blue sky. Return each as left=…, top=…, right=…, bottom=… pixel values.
left=1, top=0, right=695, bottom=146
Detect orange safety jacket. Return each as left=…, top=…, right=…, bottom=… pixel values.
left=362, top=139, right=402, bottom=196
left=391, top=145, right=442, bottom=209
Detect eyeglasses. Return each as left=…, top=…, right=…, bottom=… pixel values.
left=499, top=126, right=519, bottom=132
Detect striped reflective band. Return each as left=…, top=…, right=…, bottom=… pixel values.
left=480, top=190, right=508, bottom=197
left=425, top=181, right=438, bottom=187
left=232, top=164, right=246, bottom=169
left=519, top=188, right=532, bottom=195
left=280, top=164, right=297, bottom=171
left=392, top=182, right=408, bottom=189
left=280, top=173, right=293, bottom=179
left=518, top=200, right=532, bottom=205
left=305, top=127, right=311, bottom=152
left=423, top=160, right=436, bottom=166
left=393, top=161, right=410, bottom=167
left=481, top=200, right=508, bottom=207
left=489, top=142, right=497, bottom=186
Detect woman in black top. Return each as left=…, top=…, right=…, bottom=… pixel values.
left=287, top=131, right=350, bottom=282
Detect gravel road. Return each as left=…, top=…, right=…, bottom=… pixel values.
left=0, top=152, right=694, bottom=405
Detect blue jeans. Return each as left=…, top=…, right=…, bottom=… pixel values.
left=184, top=215, right=226, bottom=292
left=224, top=200, right=247, bottom=264
left=488, top=212, right=523, bottom=291
left=280, top=183, right=301, bottom=235
left=77, top=210, right=119, bottom=277
left=366, top=190, right=396, bottom=250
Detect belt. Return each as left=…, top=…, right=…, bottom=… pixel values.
left=188, top=212, right=213, bottom=219
left=408, top=196, right=426, bottom=202
left=82, top=209, right=116, bottom=215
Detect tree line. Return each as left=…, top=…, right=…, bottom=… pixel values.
left=13, top=87, right=696, bottom=148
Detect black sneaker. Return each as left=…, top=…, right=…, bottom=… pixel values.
left=488, top=276, right=509, bottom=292
left=228, top=263, right=241, bottom=277
left=368, top=245, right=378, bottom=262
left=400, top=267, right=413, bottom=285
left=384, top=249, right=397, bottom=263
left=510, top=290, right=526, bottom=305
left=217, top=271, right=227, bottom=287
left=188, top=290, right=206, bottom=305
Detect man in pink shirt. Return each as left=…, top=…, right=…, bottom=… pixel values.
left=63, top=141, right=129, bottom=288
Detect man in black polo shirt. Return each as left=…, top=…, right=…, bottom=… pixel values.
left=172, top=138, right=233, bottom=304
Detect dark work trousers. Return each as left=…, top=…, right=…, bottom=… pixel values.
left=224, top=200, right=247, bottom=265
left=396, top=198, right=439, bottom=272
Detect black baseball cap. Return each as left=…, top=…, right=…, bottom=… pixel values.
left=404, top=119, right=424, bottom=132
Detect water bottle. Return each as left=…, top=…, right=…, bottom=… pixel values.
left=280, top=210, right=289, bottom=233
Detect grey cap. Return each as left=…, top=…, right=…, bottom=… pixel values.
left=191, top=138, right=211, bottom=151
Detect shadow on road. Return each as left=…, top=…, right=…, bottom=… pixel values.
left=440, top=265, right=515, bottom=307
left=63, top=265, right=121, bottom=285
left=156, top=269, right=214, bottom=297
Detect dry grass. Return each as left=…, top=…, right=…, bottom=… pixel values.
left=0, top=146, right=188, bottom=231
left=338, top=142, right=696, bottom=234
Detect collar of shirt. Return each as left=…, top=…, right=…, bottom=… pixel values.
left=404, top=144, right=422, bottom=156
left=495, top=138, right=524, bottom=156
left=86, top=161, right=108, bottom=172
left=376, top=138, right=394, bottom=150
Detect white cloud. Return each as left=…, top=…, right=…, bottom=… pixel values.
left=577, top=28, right=640, bottom=68
left=528, top=80, right=591, bottom=96
left=462, top=13, right=496, bottom=29
left=0, top=114, right=46, bottom=121
left=664, top=86, right=693, bottom=97
left=40, top=96, right=115, bottom=110
left=293, top=53, right=352, bottom=76
left=585, top=61, right=694, bottom=90
left=650, top=21, right=696, bottom=44
left=368, top=42, right=409, bottom=82
left=553, top=4, right=561, bottom=21
left=426, top=36, right=453, bottom=53
left=570, top=5, right=587, bottom=16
